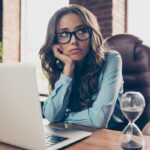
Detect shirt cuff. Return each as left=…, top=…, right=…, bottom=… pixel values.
left=59, top=73, right=72, bottom=83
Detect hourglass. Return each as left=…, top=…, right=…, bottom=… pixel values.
left=120, top=91, right=145, bottom=150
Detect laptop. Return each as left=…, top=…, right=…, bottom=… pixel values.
left=0, top=63, right=92, bottom=150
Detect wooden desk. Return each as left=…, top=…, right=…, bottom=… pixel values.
left=66, top=129, right=150, bottom=150
left=0, top=123, right=150, bottom=150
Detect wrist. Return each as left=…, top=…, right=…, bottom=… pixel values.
left=63, top=63, right=75, bottom=77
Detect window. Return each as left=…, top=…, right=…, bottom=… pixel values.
left=128, top=0, right=150, bottom=45
left=21, top=0, right=69, bottom=94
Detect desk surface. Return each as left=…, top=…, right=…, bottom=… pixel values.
left=0, top=123, right=150, bottom=150
left=66, top=129, right=150, bottom=150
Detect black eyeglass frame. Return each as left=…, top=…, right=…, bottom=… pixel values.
left=55, top=26, right=92, bottom=44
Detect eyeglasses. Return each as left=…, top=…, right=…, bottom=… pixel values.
left=55, top=26, right=92, bottom=44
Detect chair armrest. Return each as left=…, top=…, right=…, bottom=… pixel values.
left=142, top=122, right=150, bottom=136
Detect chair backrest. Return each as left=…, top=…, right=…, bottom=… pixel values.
left=104, top=34, right=150, bottom=129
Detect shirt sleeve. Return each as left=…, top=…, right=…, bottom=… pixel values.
left=64, top=51, right=123, bottom=128
left=43, top=73, right=72, bottom=122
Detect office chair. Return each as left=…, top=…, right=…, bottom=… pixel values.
left=103, top=34, right=150, bottom=132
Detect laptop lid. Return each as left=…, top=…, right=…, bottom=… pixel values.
left=0, top=63, right=46, bottom=150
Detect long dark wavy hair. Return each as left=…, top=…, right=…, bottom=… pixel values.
left=39, top=4, right=106, bottom=111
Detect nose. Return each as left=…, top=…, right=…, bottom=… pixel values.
left=70, top=34, right=78, bottom=45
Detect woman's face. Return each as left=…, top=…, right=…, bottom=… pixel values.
left=56, top=13, right=90, bottom=61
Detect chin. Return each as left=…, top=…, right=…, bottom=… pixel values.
left=71, top=56, right=84, bottom=61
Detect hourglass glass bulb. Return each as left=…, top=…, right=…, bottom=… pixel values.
left=121, top=91, right=145, bottom=123
left=121, top=123, right=145, bottom=150
left=120, top=91, right=145, bottom=150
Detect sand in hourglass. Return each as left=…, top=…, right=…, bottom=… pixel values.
left=122, top=107, right=143, bottom=122
left=121, top=140, right=143, bottom=150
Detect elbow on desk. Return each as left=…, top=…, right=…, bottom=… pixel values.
left=42, top=105, right=55, bottom=123
left=43, top=107, right=64, bottom=123
left=42, top=100, right=55, bottom=122
left=44, top=111, right=55, bottom=123
left=88, top=110, right=108, bottom=128
left=89, top=116, right=108, bottom=128
left=91, top=120, right=107, bottom=128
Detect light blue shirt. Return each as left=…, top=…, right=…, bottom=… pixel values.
left=43, top=50, right=124, bottom=128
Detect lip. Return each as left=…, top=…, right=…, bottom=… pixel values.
left=69, top=48, right=82, bottom=53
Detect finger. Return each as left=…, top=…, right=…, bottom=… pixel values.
left=52, top=45, right=62, bottom=57
left=52, top=45, right=73, bottom=64
left=53, top=48, right=61, bottom=58
left=52, top=45, right=65, bottom=62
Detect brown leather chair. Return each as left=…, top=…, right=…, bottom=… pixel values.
left=104, top=34, right=150, bottom=131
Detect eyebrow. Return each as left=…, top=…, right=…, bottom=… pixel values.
left=75, top=24, right=88, bottom=30
left=57, top=24, right=87, bottom=33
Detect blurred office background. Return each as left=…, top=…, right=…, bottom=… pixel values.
left=0, top=0, right=150, bottom=95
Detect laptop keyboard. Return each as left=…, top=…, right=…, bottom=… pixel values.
left=44, top=132, right=68, bottom=147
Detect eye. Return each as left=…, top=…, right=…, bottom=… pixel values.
left=77, top=27, right=90, bottom=34
left=57, top=32, right=69, bottom=38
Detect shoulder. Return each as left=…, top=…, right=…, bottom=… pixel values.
left=104, top=50, right=122, bottom=65
left=105, top=50, right=122, bottom=61
left=102, top=50, right=122, bottom=72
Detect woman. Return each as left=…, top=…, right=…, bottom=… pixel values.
left=39, top=4, right=124, bottom=128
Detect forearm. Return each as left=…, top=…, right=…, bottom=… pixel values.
left=64, top=108, right=108, bottom=128
left=64, top=95, right=119, bottom=128
left=43, top=73, right=72, bottom=122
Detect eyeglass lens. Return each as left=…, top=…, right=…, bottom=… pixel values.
left=56, top=27, right=91, bottom=44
